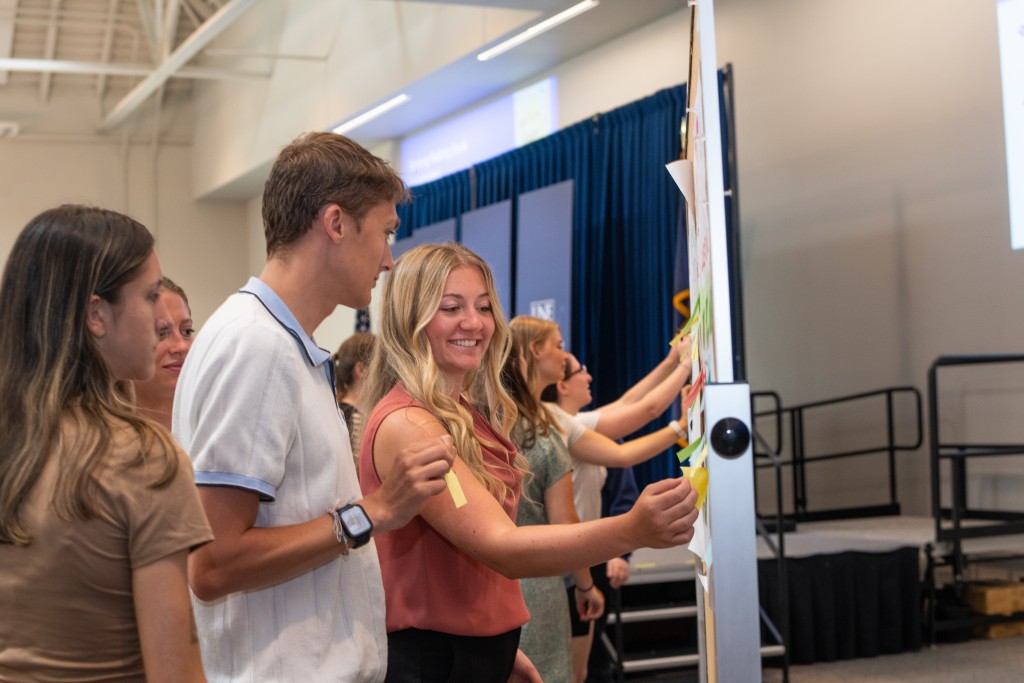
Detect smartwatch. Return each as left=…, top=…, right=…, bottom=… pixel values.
left=336, top=503, right=373, bottom=549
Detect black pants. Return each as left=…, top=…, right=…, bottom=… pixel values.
left=385, top=627, right=521, bottom=683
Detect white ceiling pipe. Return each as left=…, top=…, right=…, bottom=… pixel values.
left=0, top=57, right=266, bottom=80
left=40, top=0, right=64, bottom=102
left=161, top=0, right=182, bottom=59
left=99, top=0, right=259, bottom=132
left=96, top=0, right=124, bottom=99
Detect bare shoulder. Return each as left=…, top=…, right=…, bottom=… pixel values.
left=377, top=405, right=449, bottom=442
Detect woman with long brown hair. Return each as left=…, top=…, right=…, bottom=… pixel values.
left=0, top=205, right=212, bottom=682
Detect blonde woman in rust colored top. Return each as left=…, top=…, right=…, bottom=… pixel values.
left=0, top=205, right=213, bottom=682
left=359, top=242, right=699, bottom=683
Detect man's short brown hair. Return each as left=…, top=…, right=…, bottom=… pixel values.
left=261, top=132, right=409, bottom=257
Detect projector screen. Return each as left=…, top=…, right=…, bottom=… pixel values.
left=400, top=77, right=557, bottom=187
left=998, top=0, right=1024, bottom=248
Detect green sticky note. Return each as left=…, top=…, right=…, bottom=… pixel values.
left=677, top=436, right=703, bottom=465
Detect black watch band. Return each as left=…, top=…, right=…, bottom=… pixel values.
left=336, top=503, right=373, bottom=549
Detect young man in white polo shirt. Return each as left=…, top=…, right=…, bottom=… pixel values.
left=174, top=132, right=456, bottom=682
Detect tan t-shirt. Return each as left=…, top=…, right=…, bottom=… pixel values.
left=0, top=423, right=213, bottom=682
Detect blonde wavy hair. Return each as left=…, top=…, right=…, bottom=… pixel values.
left=363, top=242, right=526, bottom=501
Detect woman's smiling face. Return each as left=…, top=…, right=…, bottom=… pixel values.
left=424, top=265, right=495, bottom=390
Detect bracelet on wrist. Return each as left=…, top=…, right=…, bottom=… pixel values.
left=669, top=419, right=685, bottom=439
left=326, top=501, right=351, bottom=556
left=575, top=582, right=595, bottom=593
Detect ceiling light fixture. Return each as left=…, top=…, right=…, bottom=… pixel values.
left=332, top=93, right=411, bottom=136
left=476, top=0, right=600, bottom=63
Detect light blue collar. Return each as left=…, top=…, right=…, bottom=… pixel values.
left=238, top=276, right=335, bottom=388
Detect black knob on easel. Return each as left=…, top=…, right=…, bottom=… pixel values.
left=709, top=417, right=750, bottom=458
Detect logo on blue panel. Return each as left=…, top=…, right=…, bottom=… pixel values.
left=530, top=299, right=557, bottom=321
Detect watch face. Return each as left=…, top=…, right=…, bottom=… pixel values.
left=340, top=506, right=372, bottom=536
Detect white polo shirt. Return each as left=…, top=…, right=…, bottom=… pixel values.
left=173, top=277, right=386, bottom=683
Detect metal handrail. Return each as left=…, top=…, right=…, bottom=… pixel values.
left=753, top=386, right=923, bottom=522
left=927, top=354, right=1024, bottom=589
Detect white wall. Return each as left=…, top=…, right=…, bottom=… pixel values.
left=0, top=137, right=249, bottom=325
left=711, top=0, right=1018, bottom=514
left=398, top=0, right=1020, bottom=515
left=191, top=0, right=535, bottom=200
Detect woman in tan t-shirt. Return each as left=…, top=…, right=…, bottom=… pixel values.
left=0, top=205, right=213, bottom=682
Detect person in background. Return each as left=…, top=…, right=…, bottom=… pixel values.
left=513, top=317, right=691, bottom=682
left=359, top=242, right=698, bottom=683
left=501, top=340, right=604, bottom=683
left=334, top=331, right=376, bottom=466
left=134, top=277, right=195, bottom=430
left=174, top=132, right=455, bottom=682
left=541, top=339, right=691, bottom=441
left=0, top=205, right=212, bottom=682
left=542, top=344, right=691, bottom=681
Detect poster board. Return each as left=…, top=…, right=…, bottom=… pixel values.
left=514, top=180, right=574, bottom=350
left=461, top=200, right=513, bottom=315
left=666, top=1, right=761, bottom=681
left=391, top=218, right=456, bottom=260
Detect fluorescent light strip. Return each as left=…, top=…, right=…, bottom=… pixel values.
left=477, top=0, right=600, bottom=62
left=332, top=93, right=411, bottom=136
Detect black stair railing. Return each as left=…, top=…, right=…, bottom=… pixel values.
left=928, top=354, right=1024, bottom=587
left=753, top=386, right=923, bottom=524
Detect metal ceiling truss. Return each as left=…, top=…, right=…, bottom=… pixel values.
left=0, top=0, right=261, bottom=131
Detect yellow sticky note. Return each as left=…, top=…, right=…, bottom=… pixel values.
left=670, top=313, right=699, bottom=347
left=681, top=466, right=709, bottom=509
left=444, top=469, right=467, bottom=508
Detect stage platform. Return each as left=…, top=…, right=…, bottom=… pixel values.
left=628, top=515, right=1024, bottom=579
left=622, top=516, right=1024, bottom=666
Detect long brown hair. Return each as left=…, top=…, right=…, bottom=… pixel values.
left=0, top=205, right=178, bottom=545
left=333, top=332, right=376, bottom=402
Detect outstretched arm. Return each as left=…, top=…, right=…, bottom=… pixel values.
left=596, top=336, right=691, bottom=413
left=568, top=424, right=680, bottom=469
left=591, top=356, right=692, bottom=440
left=371, top=406, right=698, bottom=580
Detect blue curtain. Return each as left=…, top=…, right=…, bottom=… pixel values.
left=398, top=84, right=698, bottom=487
left=397, top=169, right=473, bottom=240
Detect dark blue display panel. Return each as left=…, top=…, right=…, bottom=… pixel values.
left=392, top=218, right=456, bottom=261
left=515, top=180, right=573, bottom=349
left=460, top=200, right=512, bottom=317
